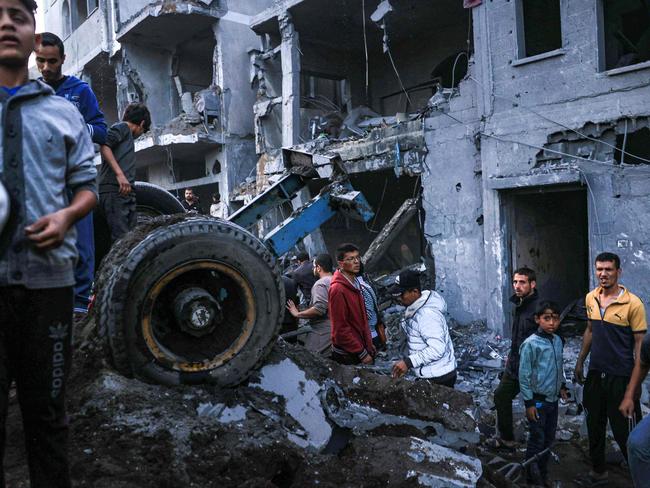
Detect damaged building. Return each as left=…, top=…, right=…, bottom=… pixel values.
left=247, top=0, right=650, bottom=333
left=46, top=0, right=650, bottom=335
left=43, top=0, right=271, bottom=208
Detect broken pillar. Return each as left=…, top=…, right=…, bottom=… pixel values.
left=279, top=11, right=326, bottom=256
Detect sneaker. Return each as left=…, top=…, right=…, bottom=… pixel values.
left=485, top=437, right=518, bottom=450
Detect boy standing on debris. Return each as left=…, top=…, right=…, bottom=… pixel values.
left=519, top=301, right=568, bottom=487
left=494, top=267, right=541, bottom=447
left=329, top=243, right=376, bottom=365
left=0, top=1, right=97, bottom=485
left=390, top=269, right=457, bottom=387
left=98, top=103, right=150, bottom=243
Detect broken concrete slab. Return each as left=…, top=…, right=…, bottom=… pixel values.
left=363, top=197, right=419, bottom=271
left=337, top=436, right=483, bottom=488
left=255, top=344, right=478, bottom=441
left=250, top=357, right=332, bottom=449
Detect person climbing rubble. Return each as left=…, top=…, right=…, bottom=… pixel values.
left=574, top=252, right=646, bottom=487
left=389, top=269, right=457, bottom=388
left=329, top=243, right=376, bottom=365
left=519, top=300, right=569, bottom=487
left=493, top=267, right=541, bottom=448
left=98, top=103, right=151, bottom=243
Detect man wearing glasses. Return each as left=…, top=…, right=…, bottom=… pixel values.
left=328, top=243, right=376, bottom=365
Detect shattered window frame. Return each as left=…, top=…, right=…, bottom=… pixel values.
left=514, top=0, right=563, bottom=59
left=299, top=72, right=347, bottom=111
left=597, top=0, right=650, bottom=72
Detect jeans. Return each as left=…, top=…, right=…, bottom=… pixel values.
left=0, top=286, right=73, bottom=488
left=628, top=414, right=650, bottom=488
left=494, top=371, right=520, bottom=440
left=526, top=400, right=558, bottom=484
left=99, top=191, right=137, bottom=243
left=73, top=213, right=95, bottom=313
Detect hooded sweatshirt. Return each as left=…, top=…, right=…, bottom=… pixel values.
left=328, top=270, right=375, bottom=360
left=401, top=290, right=456, bottom=378
left=0, top=81, right=97, bottom=288
left=44, top=75, right=107, bottom=145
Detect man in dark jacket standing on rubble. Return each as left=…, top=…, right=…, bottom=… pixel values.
left=493, top=267, right=541, bottom=447
left=329, top=243, right=376, bottom=365
left=288, top=251, right=317, bottom=304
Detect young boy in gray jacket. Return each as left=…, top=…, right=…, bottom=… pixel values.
left=0, top=1, right=97, bottom=486
left=519, top=301, right=569, bottom=487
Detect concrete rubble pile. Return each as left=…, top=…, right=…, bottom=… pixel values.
left=45, top=328, right=494, bottom=488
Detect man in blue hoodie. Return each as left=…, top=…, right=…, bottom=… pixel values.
left=35, top=32, right=107, bottom=317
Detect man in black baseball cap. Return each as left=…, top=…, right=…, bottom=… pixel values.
left=390, top=269, right=457, bottom=387
left=388, top=269, right=422, bottom=299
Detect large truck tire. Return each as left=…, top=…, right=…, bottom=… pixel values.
left=96, top=215, right=284, bottom=386
left=133, top=181, right=185, bottom=221
left=94, top=182, right=185, bottom=271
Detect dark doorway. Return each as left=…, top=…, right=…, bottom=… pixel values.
left=507, top=187, right=589, bottom=310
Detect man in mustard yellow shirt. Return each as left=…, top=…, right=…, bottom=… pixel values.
left=574, top=252, right=647, bottom=486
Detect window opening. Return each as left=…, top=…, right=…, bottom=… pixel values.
left=601, top=0, right=650, bottom=70
left=615, top=127, right=650, bottom=165
left=62, top=0, right=71, bottom=38
left=517, top=0, right=562, bottom=58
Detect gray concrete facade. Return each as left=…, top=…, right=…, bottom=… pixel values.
left=45, top=0, right=650, bottom=334
left=248, top=0, right=650, bottom=334
left=43, top=0, right=271, bottom=211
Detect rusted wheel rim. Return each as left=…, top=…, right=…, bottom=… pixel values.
left=140, top=260, right=257, bottom=372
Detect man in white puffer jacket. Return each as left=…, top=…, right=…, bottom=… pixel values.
left=390, top=270, right=457, bottom=387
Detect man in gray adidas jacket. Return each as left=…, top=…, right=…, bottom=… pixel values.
left=0, top=1, right=97, bottom=486
left=390, top=269, right=457, bottom=387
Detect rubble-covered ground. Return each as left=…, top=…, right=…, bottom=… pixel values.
left=4, top=316, right=643, bottom=487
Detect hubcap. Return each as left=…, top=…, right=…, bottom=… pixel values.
left=172, top=287, right=222, bottom=337
left=140, top=260, right=257, bottom=373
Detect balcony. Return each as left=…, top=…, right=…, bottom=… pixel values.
left=115, top=0, right=222, bottom=48
left=62, top=6, right=106, bottom=73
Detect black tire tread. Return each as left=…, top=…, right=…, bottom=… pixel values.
left=96, top=215, right=284, bottom=386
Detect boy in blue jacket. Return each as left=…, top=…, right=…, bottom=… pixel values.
left=519, top=301, right=569, bottom=486
left=35, top=32, right=107, bottom=316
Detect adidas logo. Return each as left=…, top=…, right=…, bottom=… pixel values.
left=49, top=323, right=69, bottom=341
